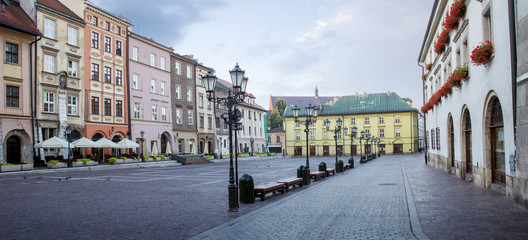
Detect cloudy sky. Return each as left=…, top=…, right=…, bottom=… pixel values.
left=91, top=0, right=435, bottom=109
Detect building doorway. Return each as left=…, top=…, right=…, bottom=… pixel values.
left=336, top=145, right=342, bottom=156
left=448, top=116, right=455, bottom=172
left=379, top=144, right=386, bottom=154
left=323, top=145, right=329, bottom=156
left=489, top=97, right=505, bottom=184
left=350, top=145, right=357, bottom=155
left=6, top=136, right=21, bottom=164
left=294, top=146, right=302, bottom=156
left=462, top=109, right=472, bottom=175
left=310, top=146, right=316, bottom=156
left=161, top=134, right=168, bottom=154
left=394, top=144, right=403, bottom=154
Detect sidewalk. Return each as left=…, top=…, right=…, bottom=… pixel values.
left=190, top=155, right=420, bottom=240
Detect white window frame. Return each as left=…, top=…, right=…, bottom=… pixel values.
left=67, top=26, right=77, bottom=46
left=161, top=106, right=167, bottom=121
left=133, top=47, right=139, bottom=61
left=133, top=74, right=139, bottom=89
left=310, top=131, right=315, bottom=140
left=296, top=132, right=301, bottom=140
left=44, top=54, right=55, bottom=73
left=67, top=95, right=77, bottom=115
left=188, top=110, right=193, bottom=125
left=364, top=117, right=370, bottom=124
left=187, top=89, right=192, bottom=101
left=395, top=115, right=401, bottom=123
left=134, top=102, right=141, bottom=119
left=43, top=92, right=55, bottom=113
left=44, top=18, right=55, bottom=39
left=175, top=85, right=180, bottom=99
left=186, top=65, right=192, bottom=78
left=324, top=131, right=328, bottom=139
left=160, top=82, right=165, bottom=96
left=396, top=128, right=401, bottom=137
left=152, top=105, right=158, bottom=121
left=160, top=57, right=166, bottom=70
left=379, top=129, right=385, bottom=138
left=150, top=53, right=156, bottom=67
left=150, top=79, right=156, bottom=93
left=379, top=116, right=384, bottom=123
left=68, top=60, right=78, bottom=77
left=175, top=62, right=181, bottom=75
left=176, top=109, right=182, bottom=124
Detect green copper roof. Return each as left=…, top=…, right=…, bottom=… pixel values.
left=284, top=93, right=415, bottom=117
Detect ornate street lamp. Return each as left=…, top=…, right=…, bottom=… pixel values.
left=359, top=130, right=365, bottom=163
left=325, top=118, right=342, bottom=172
left=66, top=126, right=72, bottom=167
left=140, top=130, right=145, bottom=159
left=344, top=126, right=358, bottom=167
left=293, top=104, right=319, bottom=185
left=219, top=136, right=223, bottom=159
left=202, top=63, right=248, bottom=211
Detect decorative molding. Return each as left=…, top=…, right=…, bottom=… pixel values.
left=3, top=76, right=23, bottom=82
left=65, top=52, right=81, bottom=59
left=434, top=64, right=442, bottom=75
left=41, top=45, right=59, bottom=53
left=442, top=47, right=452, bottom=62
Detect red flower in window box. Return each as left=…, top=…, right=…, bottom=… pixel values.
left=471, top=41, right=494, bottom=66
left=422, top=74, right=427, bottom=81
left=450, top=0, right=466, bottom=19
left=434, top=29, right=450, bottom=54
left=425, top=64, right=432, bottom=71
left=444, top=14, right=459, bottom=31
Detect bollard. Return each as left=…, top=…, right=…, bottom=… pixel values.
left=239, top=174, right=255, bottom=204
left=337, top=160, right=344, bottom=172
left=348, top=157, right=354, bottom=169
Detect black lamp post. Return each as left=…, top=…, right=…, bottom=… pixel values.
left=365, top=133, right=371, bottom=159
left=344, top=126, right=358, bottom=162
left=140, top=130, right=145, bottom=159
left=219, top=137, right=223, bottom=159
left=324, top=118, right=342, bottom=172
left=359, top=130, right=365, bottom=163
left=66, top=126, right=72, bottom=167
left=292, top=104, right=319, bottom=184
left=250, top=138, right=254, bottom=156
left=202, top=63, right=248, bottom=211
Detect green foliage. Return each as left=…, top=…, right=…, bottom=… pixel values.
left=108, top=157, right=117, bottom=164
left=275, top=98, right=287, bottom=116
left=0, top=163, right=13, bottom=166
left=49, top=160, right=59, bottom=165
left=142, top=156, right=148, bottom=162
left=151, top=155, right=158, bottom=161
left=267, top=108, right=283, bottom=129
left=205, top=155, right=214, bottom=158
left=120, top=157, right=127, bottom=160
left=160, top=155, right=166, bottom=160
left=26, top=162, right=33, bottom=165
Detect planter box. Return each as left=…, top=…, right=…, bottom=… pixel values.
left=145, top=158, right=154, bottom=162
left=0, top=165, right=21, bottom=172
left=115, top=159, right=125, bottom=164
left=47, top=162, right=67, bottom=169
left=124, top=159, right=135, bottom=164
left=21, top=164, right=33, bottom=171
left=72, top=161, right=84, bottom=167
left=85, top=160, right=98, bottom=166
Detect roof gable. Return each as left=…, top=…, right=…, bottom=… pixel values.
left=0, top=0, right=41, bottom=35
left=37, top=0, right=84, bottom=23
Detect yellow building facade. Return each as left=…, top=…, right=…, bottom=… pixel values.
left=285, top=93, right=419, bottom=157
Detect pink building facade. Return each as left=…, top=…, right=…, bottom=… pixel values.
left=128, top=32, right=173, bottom=155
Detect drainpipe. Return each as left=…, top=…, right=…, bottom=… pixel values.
left=418, top=62, right=427, bottom=164
left=126, top=31, right=132, bottom=140
left=29, top=35, right=42, bottom=162
left=508, top=0, right=517, bottom=145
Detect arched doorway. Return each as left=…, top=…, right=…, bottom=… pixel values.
left=199, top=140, right=204, bottom=154
left=488, top=97, right=505, bottom=185
left=160, top=134, right=168, bottom=154
left=6, top=136, right=21, bottom=164
left=448, top=115, right=455, bottom=173
left=91, top=133, right=103, bottom=160
left=207, top=140, right=213, bottom=154
left=70, top=130, right=81, bottom=159
left=462, top=109, right=472, bottom=177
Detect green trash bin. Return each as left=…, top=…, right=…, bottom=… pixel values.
left=301, top=165, right=310, bottom=185
left=297, top=165, right=304, bottom=178
left=337, top=160, right=344, bottom=172
left=319, top=162, right=327, bottom=176
left=348, top=157, right=354, bottom=169
left=239, top=174, right=255, bottom=204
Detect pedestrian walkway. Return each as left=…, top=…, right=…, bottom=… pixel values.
left=404, top=154, right=528, bottom=239
left=190, top=155, right=420, bottom=240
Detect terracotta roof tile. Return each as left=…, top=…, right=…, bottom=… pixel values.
left=37, top=0, right=83, bottom=23
left=0, top=1, right=41, bottom=35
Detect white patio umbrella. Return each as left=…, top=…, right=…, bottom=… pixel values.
left=95, top=138, right=119, bottom=162
left=117, top=138, right=140, bottom=148
left=151, top=142, right=158, bottom=155
left=72, top=137, right=100, bottom=158
left=165, top=140, right=172, bottom=155
left=34, top=136, right=71, bottom=149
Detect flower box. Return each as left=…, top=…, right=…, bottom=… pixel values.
left=85, top=160, right=98, bottom=166
left=72, top=161, right=84, bottom=167
left=115, top=159, right=125, bottom=164
left=471, top=41, right=494, bottom=66
left=21, top=164, right=33, bottom=171
left=124, top=159, right=135, bottom=164
left=0, top=164, right=21, bottom=172
left=47, top=162, right=67, bottom=169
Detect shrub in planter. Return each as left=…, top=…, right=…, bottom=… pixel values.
left=143, top=156, right=149, bottom=162
left=108, top=157, right=117, bottom=164
left=121, top=157, right=127, bottom=160
left=48, top=160, right=59, bottom=165
left=471, top=41, right=493, bottom=66
left=160, top=155, right=166, bottom=160
left=151, top=155, right=158, bottom=161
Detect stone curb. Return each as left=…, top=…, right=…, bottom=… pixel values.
left=402, top=161, right=430, bottom=240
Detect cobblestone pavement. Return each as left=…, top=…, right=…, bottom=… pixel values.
left=191, top=156, right=418, bottom=240
left=404, top=154, right=528, bottom=239
left=0, top=156, right=348, bottom=239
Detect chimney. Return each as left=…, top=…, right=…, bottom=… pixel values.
left=387, top=91, right=391, bottom=96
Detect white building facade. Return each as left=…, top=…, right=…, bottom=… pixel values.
left=419, top=0, right=515, bottom=193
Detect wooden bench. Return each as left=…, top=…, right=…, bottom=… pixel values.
left=277, top=178, right=303, bottom=192
left=310, top=171, right=325, bottom=181
left=326, top=168, right=336, bottom=176
left=344, top=163, right=351, bottom=170
left=254, top=183, right=286, bottom=201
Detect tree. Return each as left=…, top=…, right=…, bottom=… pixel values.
left=275, top=98, right=287, bottom=116
left=267, top=108, right=283, bottom=129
